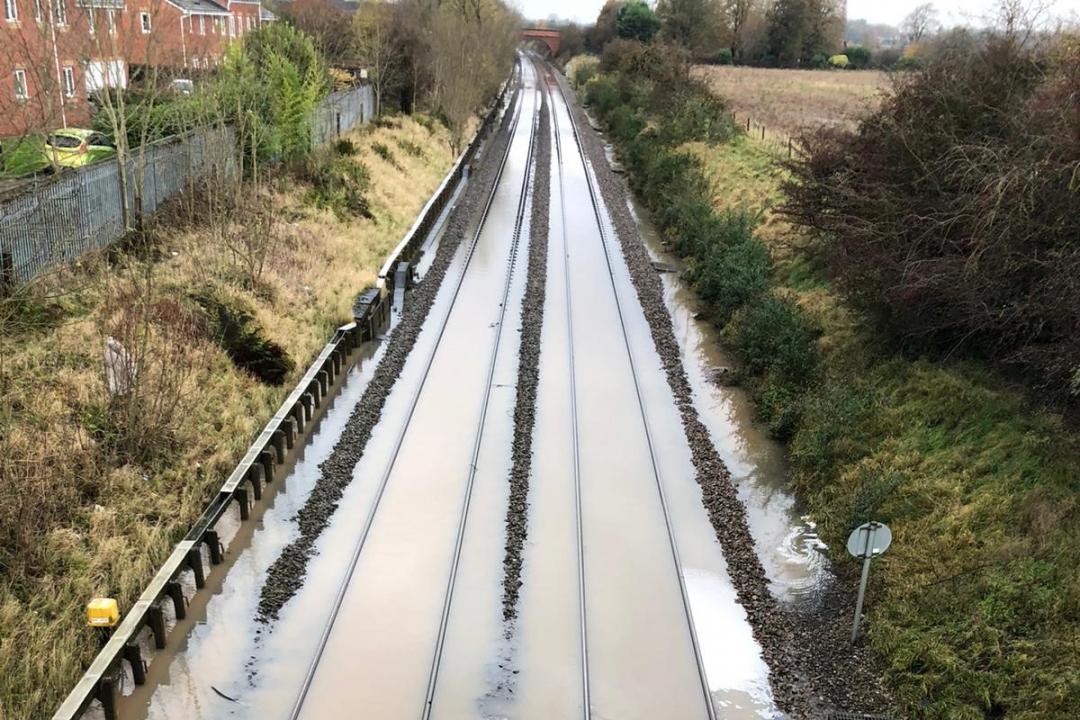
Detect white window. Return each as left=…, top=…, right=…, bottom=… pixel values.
left=34, top=0, right=41, bottom=22
left=246, top=16, right=252, bottom=31
left=86, top=7, right=94, bottom=34
left=106, top=8, right=114, bottom=34
left=4, top=0, right=16, bottom=22
left=52, top=0, right=64, bottom=25
left=198, top=15, right=204, bottom=35
left=14, top=69, right=28, bottom=100
left=228, top=15, right=233, bottom=37
left=62, top=66, right=74, bottom=97
left=139, top=10, right=149, bottom=33
left=191, top=57, right=199, bottom=70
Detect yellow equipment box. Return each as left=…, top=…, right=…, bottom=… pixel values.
left=86, top=598, right=120, bottom=628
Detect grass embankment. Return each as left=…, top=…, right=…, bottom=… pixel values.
left=0, top=116, right=454, bottom=720
left=575, top=47, right=1079, bottom=719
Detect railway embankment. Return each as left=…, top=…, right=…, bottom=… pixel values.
left=0, top=116, right=456, bottom=720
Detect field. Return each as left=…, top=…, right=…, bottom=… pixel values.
left=692, top=65, right=887, bottom=139
left=0, top=117, right=455, bottom=720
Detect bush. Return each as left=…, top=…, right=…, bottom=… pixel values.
left=845, top=45, right=873, bottom=68
left=190, top=289, right=294, bottom=385
left=731, top=295, right=817, bottom=385
left=827, top=54, right=849, bottom=68
left=571, top=56, right=599, bottom=88
left=395, top=138, right=424, bottom=157
left=371, top=141, right=401, bottom=168
left=707, top=48, right=734, bottom=65
left=687, top=229, right=770, bottom=324
left=785, top=37, right=1080, bottom=406
left=298, top=145, right=374, bottom=220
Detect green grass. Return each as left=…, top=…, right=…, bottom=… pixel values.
left=1, top=136, right=48, bottom=177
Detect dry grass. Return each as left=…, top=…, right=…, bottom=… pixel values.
left=0, top=116, right=454, bottom=720
left=693, top=65, right=888, bottom=140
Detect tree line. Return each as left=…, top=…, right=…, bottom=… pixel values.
left=283, top=0, right=519, bottom=149
left=545, top=1, right=1016, bottom=70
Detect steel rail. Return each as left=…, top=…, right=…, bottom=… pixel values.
left=287, top=65, right=532, bottom=720
left=419, top=79, right=540, bottom=719
left=550, top=69, right=719, bottom=720
left=544, top=64, right=593, bottom=720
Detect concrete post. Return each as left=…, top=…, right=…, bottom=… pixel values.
left=283, top=417, right=296, bottom=449
left=166, top=581, right=186, bottom=620
left=96, top=675, right=118, bottom=720
left=270, top=431, right=286, bottom=464
left=123, top=643, right=146, bottom=685
left=186, top=547, right=205, bottom=589
left=204, top=529, right=224, bottom=565
left=292, top=403, right=306, bottom=434
left=235, top=487, right=250, bottom=522
left=247, top=463, right=264, bottom=501
left=259, top=450, right=275, bottom=484
left=147, top=605, right=166, bottom=649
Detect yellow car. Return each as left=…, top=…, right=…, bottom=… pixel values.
left=44, top=128, right=116, bottom=169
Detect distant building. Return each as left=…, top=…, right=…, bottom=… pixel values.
left=0, top=0, right=275, bottom=137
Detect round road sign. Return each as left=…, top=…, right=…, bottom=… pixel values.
left=846, top=521, right=892, bottom=559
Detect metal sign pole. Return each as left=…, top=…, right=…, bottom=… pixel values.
left=851, top=538, right=873, bottom=643
left=846, top=520, right=892, bottom=645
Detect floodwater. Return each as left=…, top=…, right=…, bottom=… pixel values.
left=508, top=82, right=780, bottom=719
left=628, top=197, right=829, bottom=601
left=124, top=58, right=823, bottom=720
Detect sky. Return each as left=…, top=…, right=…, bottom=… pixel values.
left=516, top=0, right=1080, bottom=28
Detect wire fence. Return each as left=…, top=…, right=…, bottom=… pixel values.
left=0, top=85, right=375, bottom=290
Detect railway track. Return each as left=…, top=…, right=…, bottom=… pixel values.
left=131, top=57, right=787, bottom=720
left=288, top=60, right=542, bottom=720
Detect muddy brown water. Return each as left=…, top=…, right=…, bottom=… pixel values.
left=112, top=60, right=825, bottom=720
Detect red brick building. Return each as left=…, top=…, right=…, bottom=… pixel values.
left=0, top=0, right=275, bottom=137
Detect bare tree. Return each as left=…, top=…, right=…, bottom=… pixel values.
left=353, top=0, right=401, bottom=118
left=902, top=2, right=939, bottom=44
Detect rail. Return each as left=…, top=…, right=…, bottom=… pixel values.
left=552, top=64, right=719, bottom=720
left=287, top=61, right=528, bottom=720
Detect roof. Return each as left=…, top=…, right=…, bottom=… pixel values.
left=168, top=0, right=231, bottom=15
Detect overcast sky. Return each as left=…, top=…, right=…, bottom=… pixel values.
left=517, top=0, right=1080, bottom=28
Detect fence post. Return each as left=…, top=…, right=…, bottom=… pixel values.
left=761, top=125, right=765, bottom=140
left=746, top=117, right=751, bottom=132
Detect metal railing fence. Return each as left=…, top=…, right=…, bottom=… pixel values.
left=0, top=86, right=375, bottom=289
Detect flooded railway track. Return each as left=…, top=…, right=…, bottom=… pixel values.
left=114, top=56, right=791, bottom=720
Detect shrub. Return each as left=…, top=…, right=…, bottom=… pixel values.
left=395, top=138, right=424, bottom=157
left=190, top=289, right=294, bottom=385
left=687, top=228, right=770, bottom=324
left=845, top=45, right=872, bottom=68
left=371, top=141, right=400, bottom=168
left=707, top=48, right=734, bottom=65
left=334, top=138, right=357, bottom=156
left=570, top=56, right=600, bottom=87
left=298, top=145, right=374, bottom=220
left=827, top=54, right=849, bottom=68
left=731, top=295, right=817, bottom=385
left=785, top=37, right=1080, bottom=406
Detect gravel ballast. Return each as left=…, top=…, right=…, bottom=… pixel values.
left=501, top=92, right=550, bottom=623
left=552, top=71, right=895, bottom=717
left=255, top=83, right=522, bottom=624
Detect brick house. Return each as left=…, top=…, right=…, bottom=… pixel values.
left=0, top=0, right=275, bottom=137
